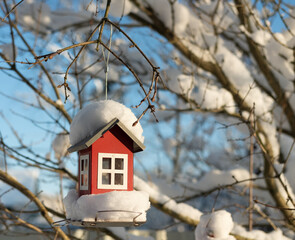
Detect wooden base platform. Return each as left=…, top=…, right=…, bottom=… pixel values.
left=70, top=219, right=146, bottom=227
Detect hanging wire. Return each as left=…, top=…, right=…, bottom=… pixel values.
left=101, top=24, right=113, bottom=100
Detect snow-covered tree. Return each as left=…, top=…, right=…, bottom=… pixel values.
left=1, top=0, right=295, bottom=239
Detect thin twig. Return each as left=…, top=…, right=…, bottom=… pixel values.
left=248, top=104, right=255, bottom=231
left=96, top=0, right=112, bottom=51
left=1, top=0, right=24, bottom=22
left=254, top=199, right=295, bottom=211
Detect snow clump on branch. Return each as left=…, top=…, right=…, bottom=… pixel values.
left=52, top=133, right=70, bottom=160
left=195, top=210, right=235, bottom=240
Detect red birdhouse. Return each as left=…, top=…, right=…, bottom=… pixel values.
left=68, top=118, right=145, bottom=196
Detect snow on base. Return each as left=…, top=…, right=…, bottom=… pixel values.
left=195, top=210, right=235, bottom=240
left=63, top=190, right=150, bottom=223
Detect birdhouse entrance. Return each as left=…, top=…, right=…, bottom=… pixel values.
left=98, top=153, right=128, bottom=190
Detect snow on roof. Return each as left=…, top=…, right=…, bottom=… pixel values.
left=68, top=118, right=145, bottom=153
left=69, top=100, right=144, bottom=146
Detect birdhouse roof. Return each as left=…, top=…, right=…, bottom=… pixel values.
left=67, top=118, right=145, bottom=153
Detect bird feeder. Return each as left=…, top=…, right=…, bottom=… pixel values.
left=68, top=118, right=145, bottom=196
left=61, top=102, right=150, bottom=228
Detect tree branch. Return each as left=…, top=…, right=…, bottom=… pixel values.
left=0, top=169, right=70, bottom=240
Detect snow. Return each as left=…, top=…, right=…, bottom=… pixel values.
left=195, top=168, right=251, bottom=191
left=213, top=39, right=281, bottom=156
left=189, top=168, right=274, bottom=205
left=232, top=225, right=291, bottom=240
left=195, top=210, right=235, bottom=240
left=69, top=100, right=144, bottom=146
left=52, top=132, right=70, bottom=160
left=259, top=121, right=280, bottom=159
left=63, top=190, right=150, bottom=223
left=17, top=1, right=52, bottom=32
left=134, top=175, right=203, bottom=222
left=16, top=1, right=97, bottom=34
left=216, top=40, right=274, bottom=118
left=164, top=69, right=194, bottom=96
left=194, top=80, right=236, bottom=114
left=284, top=9, right=295, bottom=34
left=93, top=79, right=104, bottom=94
left=163, top=68, right=236, bottom=113
left=100, top=0, right=134, bottom=18
left=14, top=0, right=134, bottom=36
left=250, top=30, right=271, bottom=46
left=287, top=36, right=295, bottom=48
left=55, top=99, right=64, bottom=106
left=265, top=37, right=294, bottom=84
left=281, top=135, right=295, bottom=191
left=0, top=168, right=39, bottom=206
left=274, top=172, right=295, bottom=209
left=144, top=0, right=189, bottom=34
left=0, top=44, right=17, bottom=61
left=134, top=175, right=292, bottom=240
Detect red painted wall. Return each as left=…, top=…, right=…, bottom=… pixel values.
left=78, top=125, right=134, bottom=196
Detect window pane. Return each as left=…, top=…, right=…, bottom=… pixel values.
left=84, top=174, right=88, bottom=186
left=81, top=174, right=84, bottom=185
left=81, top=159, right=84, bottom=171
left=115, top=174, right=123, bottom=185
left=102, top=158, right=111, bottom=169
left=115, top=158, right=124, bottom=170
left=102, top=173, right=111, bottom=185
left=84, top=159, right=88, bottom=171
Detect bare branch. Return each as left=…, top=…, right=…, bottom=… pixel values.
left=0, top=169, right=70, bottom=240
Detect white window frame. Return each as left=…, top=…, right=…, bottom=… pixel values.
left=79, top=154, right=89, bottom=190
left=97, top=153, right=128, bottom=190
